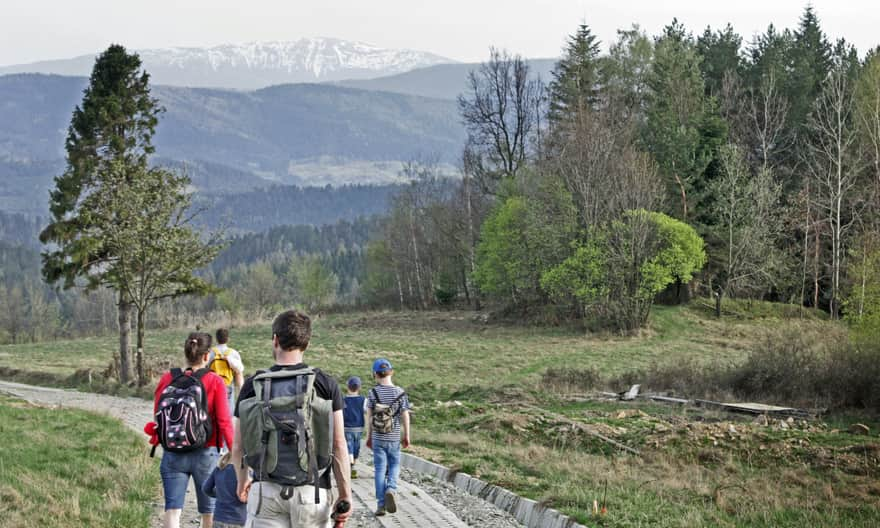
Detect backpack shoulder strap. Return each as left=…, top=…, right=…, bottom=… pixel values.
left=249, top=369, right=267, bottom=399
left=370, top=386, right=382, bottom=405
left=170, top=367, right=184, bottom=379
left=192, top=367, right=220, bottom=452
left=389, top=390, right=407, bottom=416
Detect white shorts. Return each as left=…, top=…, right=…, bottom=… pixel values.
left=245, top=482, right=332, bottom=528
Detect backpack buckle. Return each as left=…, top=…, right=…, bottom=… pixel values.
left=280, top=485, right=295, bottom=500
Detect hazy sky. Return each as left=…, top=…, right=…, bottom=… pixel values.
left=1, top=0, right=876, bottom=66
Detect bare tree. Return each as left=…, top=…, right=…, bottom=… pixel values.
left=546, top=108, right=661, bottom=231
left=0, top=285, right=27, bottom=344
left=709, top=145, right=784, bottom=315
left=806, top=66, right=865, bottom=318
left=747, top=73, right=792, bottom=170
left=720, top=71, right=791, bottom=172
left=461, top=151, right=481, bottom=307
left=458, top=48, right=544, bottom=195
left=380, top=158, right=460, bottom=309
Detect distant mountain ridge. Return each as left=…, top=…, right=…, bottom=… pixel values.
left=0, top=74, right=464, bottom=164
left=0, top=73, right=464, bottom=215
left=334, top=58, right=558, bottom=100
left=0, top=38, right=455, bottom=90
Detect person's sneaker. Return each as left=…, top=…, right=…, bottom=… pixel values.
left=351, top=468, right=358, bottom=479
left=375, top=507, right=386, bottom=517
left=384, top=491, right=397, bottom=514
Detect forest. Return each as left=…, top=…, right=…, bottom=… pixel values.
left=364, top=8, right=880, bottom=337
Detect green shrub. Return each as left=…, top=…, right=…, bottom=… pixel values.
left=543, top=210, right=706, bottom=333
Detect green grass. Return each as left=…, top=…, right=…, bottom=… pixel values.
left=0, top=396, right=159, bottom=527
left=0, top=301, right=877, bottom=527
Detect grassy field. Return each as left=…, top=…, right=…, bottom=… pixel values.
left=0, top=301, right=803, bottom=391
left=0, top=396, right=159, bottom=527
left=1, top=301, right=878, bottom=527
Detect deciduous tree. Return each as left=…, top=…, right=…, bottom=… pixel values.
left=707, top=145, right=784, bottom=314
left=82, top=160, right=218, bottom=384
left=543, top=210, right=706, bottom=332
left=806, top=56, right=864, bottom=318
left=458, top=48, right=544, bottom=195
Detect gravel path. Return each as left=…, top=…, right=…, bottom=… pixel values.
left=396, top=467, right=524, bottom=528
left=0, top=380, right=525, bottom=528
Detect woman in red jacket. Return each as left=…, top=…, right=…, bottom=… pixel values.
left=154, top=332, right=234, bottom=528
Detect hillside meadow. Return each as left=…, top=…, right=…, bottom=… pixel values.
left=1, top=302, right=878, bottom=527
left=0, top=396, right=158, bottom=527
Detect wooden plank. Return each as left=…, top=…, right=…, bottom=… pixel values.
left=643, top=394, right=691, bottom=405
left=694, top=399, right=812, bottom=417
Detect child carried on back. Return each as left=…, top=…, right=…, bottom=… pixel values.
left=202, top=452, right=247, bottom=528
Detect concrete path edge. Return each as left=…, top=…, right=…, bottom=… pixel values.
left=399, top=452, right=587, bottom=528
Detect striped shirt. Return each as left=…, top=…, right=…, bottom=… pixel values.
left=367, top=384, right=410, bottom=443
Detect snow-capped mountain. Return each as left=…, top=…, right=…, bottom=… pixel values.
left=0, top=38, right=455, bottom=90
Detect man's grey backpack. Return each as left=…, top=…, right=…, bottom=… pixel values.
left=238, top=367, right=334, bottom=504
left=370, top=387, right=407, bottom=434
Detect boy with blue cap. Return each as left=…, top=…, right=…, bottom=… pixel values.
left=343, top=375, right=366, bottom=479
left=365, top=358, right=411, bottom=516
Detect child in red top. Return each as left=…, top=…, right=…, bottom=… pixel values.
left=153, top=332, right=234, bottom=528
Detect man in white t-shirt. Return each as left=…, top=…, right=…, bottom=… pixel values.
left=207, top=328, right=244, bottom=416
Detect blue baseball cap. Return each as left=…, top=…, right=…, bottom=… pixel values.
left=347, top=376, right=362, bottom=389
left=372, top=358, right=393, bottom=374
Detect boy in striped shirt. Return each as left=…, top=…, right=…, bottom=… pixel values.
left=365, top=358, right=411, bottom=517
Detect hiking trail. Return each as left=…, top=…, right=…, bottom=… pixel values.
left=0, top=381, right=521, bottom=528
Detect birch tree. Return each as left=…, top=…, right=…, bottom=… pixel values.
left=806, top=62, right=864, bottom=318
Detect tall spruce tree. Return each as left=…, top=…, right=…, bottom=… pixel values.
left=746, top=24, right=795, bottom=86
left=548, top=23, right=602, bottom=122
left=40, top=45, right=158, bottom=383
left=789, top=6, right=833, bottom=137
left=644, top=20, right=726, bottom=222
left=696, top=24, right=743, bottom=97
left=40, top=45, right=216, bottom=385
